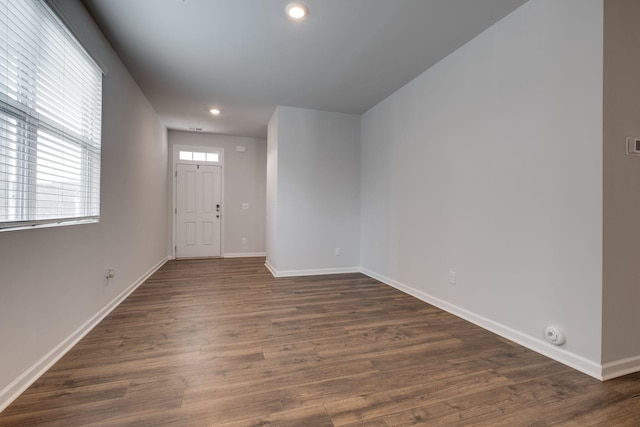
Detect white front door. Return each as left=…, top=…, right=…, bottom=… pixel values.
left=176, top=163, right=222, bottom=258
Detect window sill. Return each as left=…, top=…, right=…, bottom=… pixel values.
left=0, top=218, right=99, bottom=233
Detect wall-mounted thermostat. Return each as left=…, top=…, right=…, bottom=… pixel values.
left=626, top=137, right=640, bottom=156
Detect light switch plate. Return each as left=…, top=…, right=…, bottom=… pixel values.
left=626, top=137, right=640, bottom=156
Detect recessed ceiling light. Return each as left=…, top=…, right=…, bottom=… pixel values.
left=286, top=3, right=308, bottom=20
left=210, top=108, right=221, bottom=115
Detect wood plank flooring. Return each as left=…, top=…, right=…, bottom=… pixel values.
left=1, top=257, right=639, bottom=426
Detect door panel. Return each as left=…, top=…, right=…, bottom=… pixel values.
left=186, top=170, right=196, bottom=212
left=203, top=221, right=214, bottom=245
left=203, top=169, right=214, bottom=213
left=185, top=222, right=196, bottom=246
left=176, top=164, right=222, bottom=258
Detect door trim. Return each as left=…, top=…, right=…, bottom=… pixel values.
left=172, top=144, right=224, bottom=259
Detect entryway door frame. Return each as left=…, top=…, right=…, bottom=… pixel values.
left=172, top=144, right=225, bottom=259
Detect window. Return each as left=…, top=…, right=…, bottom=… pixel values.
left=0, top=0, right=103, bottom=231
left=179, top=151, right=219, bottom=163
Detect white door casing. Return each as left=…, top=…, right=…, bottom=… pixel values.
left=176, top=163, right=222, bottom=258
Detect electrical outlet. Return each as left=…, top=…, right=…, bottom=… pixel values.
left=105, top=268, right=115, bottom=284
left=448, top=270, right=456, bottom=285
left=241, top=237, right=247, bottom=244
left=335, top=248, right=341, bottom=256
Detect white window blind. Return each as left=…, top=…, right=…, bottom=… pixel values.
left=0, top=0, right=102, bottom=231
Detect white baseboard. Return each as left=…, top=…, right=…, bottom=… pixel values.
left=601, top=355, right=640, bottom=380
left=0, top=256, right=169, bottom=413
left=360, top=268, right=605, bottom=381
left=264, top=260, right=278, bottom=277
left=224, top=252, right=266, bottom=258
left=266, top=263, right=360, bottom=278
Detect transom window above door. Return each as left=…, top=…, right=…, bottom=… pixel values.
left=179, top=151, right=219, bottom=162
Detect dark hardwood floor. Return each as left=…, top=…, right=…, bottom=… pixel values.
left=1, top=257, right=639, bottom=426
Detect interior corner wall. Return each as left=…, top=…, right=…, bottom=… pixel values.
left=167, top=131, right=267, bottom=257
left=602, top=0, right=640, bottom=371
left=267, top=106, right=361, bottom=275
left=360, top=0, right=604, bottom=374
left=0, top=0, right=169, bottom=409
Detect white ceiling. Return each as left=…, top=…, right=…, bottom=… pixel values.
left=82, top=0, right=529, bottom=138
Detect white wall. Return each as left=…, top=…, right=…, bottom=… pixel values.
left=167, top=131, right=266, bottom=256
left=361, top=0, right=604, bottom=374
left=266, top=110, right=279, bottom=270
left=267, top=106, right=361, bottom=275
left=602, top=0, right=640, bottom=374
left=0, top=0, right=169, bottom=410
